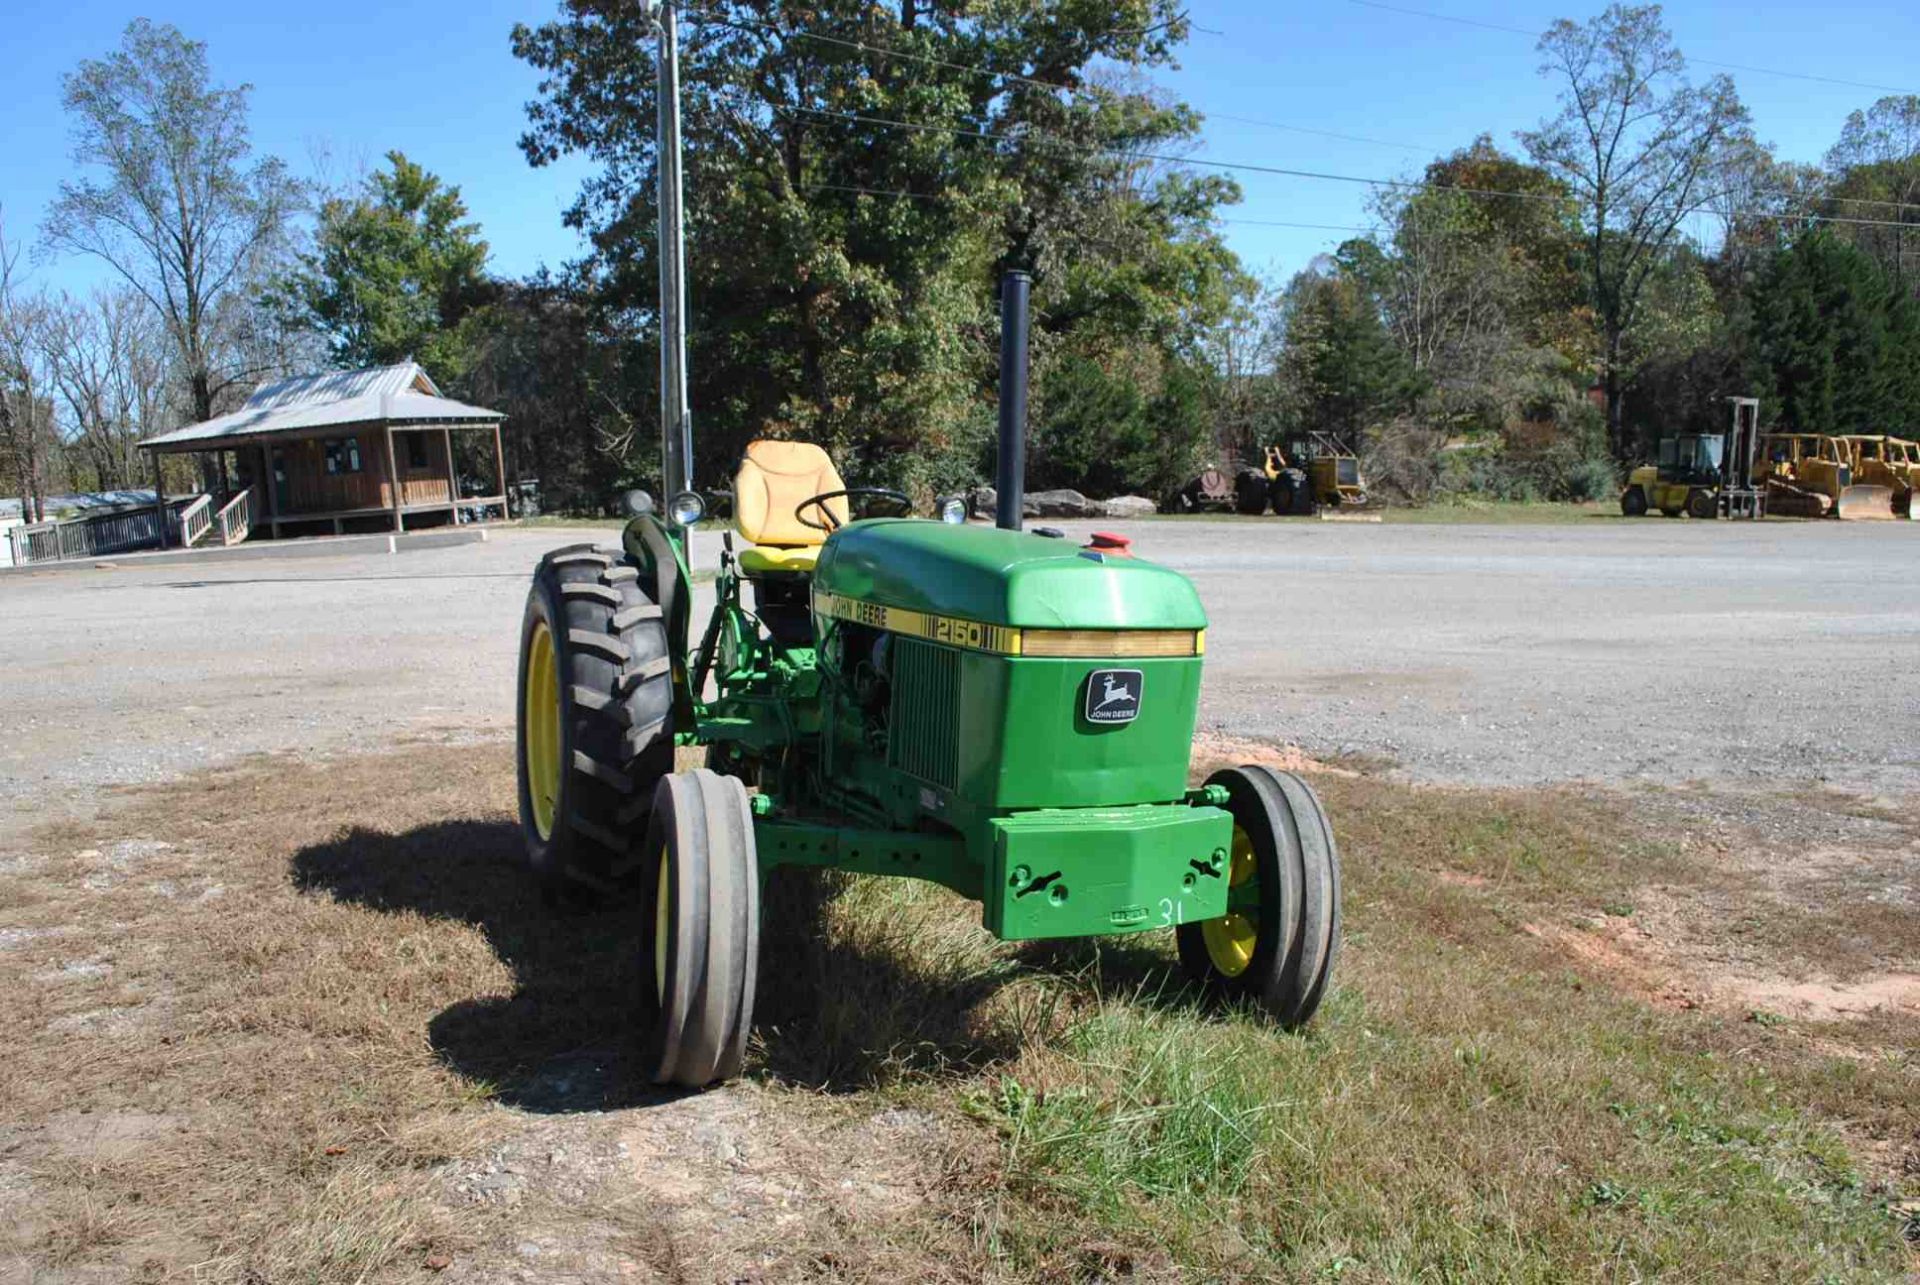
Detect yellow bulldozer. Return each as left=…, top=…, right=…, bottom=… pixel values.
left=1755, top=433, right=1897, bottom=520
left=1838, top=435, right=1918, bottom=519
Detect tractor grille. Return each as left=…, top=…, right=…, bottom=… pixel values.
left=888, top=636, right=961, bottom=789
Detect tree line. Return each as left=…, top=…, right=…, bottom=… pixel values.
left=5, top=4, right=1919, bottom=521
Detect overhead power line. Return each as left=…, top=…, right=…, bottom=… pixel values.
left=1346, top=0, right=1916, bottom=97
left=787, top=105, right=1920, bottom=231
left=805, top=182, right=1373, bottom=235
left=689, top=10, right=1920, bottom=216
left=682, top=8, right=1432, bottom=153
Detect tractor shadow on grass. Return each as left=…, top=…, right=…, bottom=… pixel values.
left=289, top=826, right=1032, bottom=1107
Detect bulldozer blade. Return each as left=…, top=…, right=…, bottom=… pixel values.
left=1835, top=484, right=1897, bottom=521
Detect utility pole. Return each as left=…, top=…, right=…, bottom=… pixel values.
left=641, top=0, right=694, bottom=501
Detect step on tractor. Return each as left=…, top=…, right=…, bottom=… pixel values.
left=514, top=275, right=1342, bottom=1089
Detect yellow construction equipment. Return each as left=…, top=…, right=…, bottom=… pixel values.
left=1263, top=434, right=1369, bottom=512
left=1890, top=437, right=1920, bottom=517
left=1621, top=397, right=1764, bottom=520
left=1839, top=435, right=1917, bottom=519
left=1754, top=433, right=1896, bottom=520
left=1621, top=433, right=1724, bottom=518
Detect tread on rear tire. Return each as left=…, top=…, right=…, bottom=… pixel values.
left=516, top=543, right=674, bottom=895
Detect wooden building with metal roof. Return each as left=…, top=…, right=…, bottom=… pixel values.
left=138, top=361, right=506, bottom=545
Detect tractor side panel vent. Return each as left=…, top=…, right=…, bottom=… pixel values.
left=889, top=637, right=960, bottom=789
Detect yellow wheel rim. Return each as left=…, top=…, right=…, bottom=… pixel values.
left=654, top=846, right=670, bottom=1003
left=1203, top=825, right=1259, bottom=977
left=523, top=619, right=562, bottom=841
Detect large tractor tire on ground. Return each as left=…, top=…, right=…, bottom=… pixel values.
left=1272, top=468, right=1314, bottom=516
left=516, top=545, right=675, bottom=895
left=1176, top=765, right=1340, bottom=1027
left=639, top=769, right=760, bottom=1089
left=1686, top=488, right=1717, bottom=520
left=1621, top=485, right=1648, bottom=517
left=1234, top=470, right=1271, bottom=515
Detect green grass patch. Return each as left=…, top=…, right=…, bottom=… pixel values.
left=770, top=774, right=1916, bottom=1281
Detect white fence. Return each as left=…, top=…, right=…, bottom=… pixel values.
left=5, top=501, right=198, bottom=567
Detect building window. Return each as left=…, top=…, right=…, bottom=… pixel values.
left=405, top=433, right=429, bottom=470
left=324, top=436, right=363, bottom=474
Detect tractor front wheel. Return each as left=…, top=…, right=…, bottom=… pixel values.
left=516, top=545, right=674, bottom=896
left=1176, top=765, right=1340, bottom=1027
left=639, top=770, right=760, bottom=1089
left=1620, top=486, right=1648, bottom=517
left=1687, top=488, right=1717, bottom=520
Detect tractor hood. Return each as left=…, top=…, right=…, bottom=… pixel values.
left=812, top=519, right=1207, bottom=631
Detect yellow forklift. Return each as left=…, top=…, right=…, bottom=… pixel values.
left=1620, top=434, right=1725, bottom=518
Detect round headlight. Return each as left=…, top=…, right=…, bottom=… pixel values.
left=667, top=491, right=706, bottom=527
left=621, top=488, right=655, bottom=518
left=937, top=496, right=967, bottom=524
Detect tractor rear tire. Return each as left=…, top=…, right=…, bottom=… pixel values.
left=1234, top=470, right=1271, bottom=515
left=1621, top=486, right=1648, bottom=517
left=1687, top=488, right=1717, bottom=520
left=1176, top=765, right=1340, bottom=1027
left=516, top=544, right=674, bottom=896
left=638, top=770, right=760, bottom=1089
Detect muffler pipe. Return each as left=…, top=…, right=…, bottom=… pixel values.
left=995, top=270, right=1030, bottom=531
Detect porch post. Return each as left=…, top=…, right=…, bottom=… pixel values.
left=493, top=422, right=506, bottom=520
left=150, top=450, right=169, bottom=550
left=260, top=442, right=281, bottom=539
left=442, top=427, right=457, bottom=520
left=384, top=423, right=404, bottom=533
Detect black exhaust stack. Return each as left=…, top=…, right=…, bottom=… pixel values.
left=995, top=270, right=1030, bottom=531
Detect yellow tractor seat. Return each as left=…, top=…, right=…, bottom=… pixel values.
left=734, top=439, right=847, bottom=576
left=737, top=544, right=821, bottom=576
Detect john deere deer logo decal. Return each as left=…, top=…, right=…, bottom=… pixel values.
left=1085, top=669, right=1143, bottom=724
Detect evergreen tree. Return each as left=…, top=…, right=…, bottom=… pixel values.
left=276, top=152, right=492, bottom=378
left=1748, top=230, right=1920, bottom=436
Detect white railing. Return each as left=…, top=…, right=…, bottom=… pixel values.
left=6, top=504, right=177, bottom=566
left=10, top=521, right=63, bottom=565
left=177, top=494, right=212, bottom=547
left=214, top=489, right=252, bottom=546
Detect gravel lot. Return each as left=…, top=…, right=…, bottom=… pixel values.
left=3, top=517, right=1917, bottom=811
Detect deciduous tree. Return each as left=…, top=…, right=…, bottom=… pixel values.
left=44, top=20, right=299, bottom=424
left=510, top=0, right=1238, bottom=498
left=1519, top=4, right=1749, bottom=456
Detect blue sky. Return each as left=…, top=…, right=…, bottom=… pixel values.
left=4, top=0, right=1915, bottom=299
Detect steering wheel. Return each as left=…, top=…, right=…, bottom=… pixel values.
left=795, top=487, right=913, bottom=533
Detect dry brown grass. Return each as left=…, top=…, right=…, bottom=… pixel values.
left=0, top=752, right=518, bottom=1280
left=0, top=741, right=1913, bottom=1282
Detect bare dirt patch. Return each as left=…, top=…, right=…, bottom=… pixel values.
left=1190, top=730, right=1356, bottom=777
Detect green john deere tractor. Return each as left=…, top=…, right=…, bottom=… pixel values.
left=515, top=456, right=1342, bottom=1087
left=514, top=291, right=1341, bottom=1090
